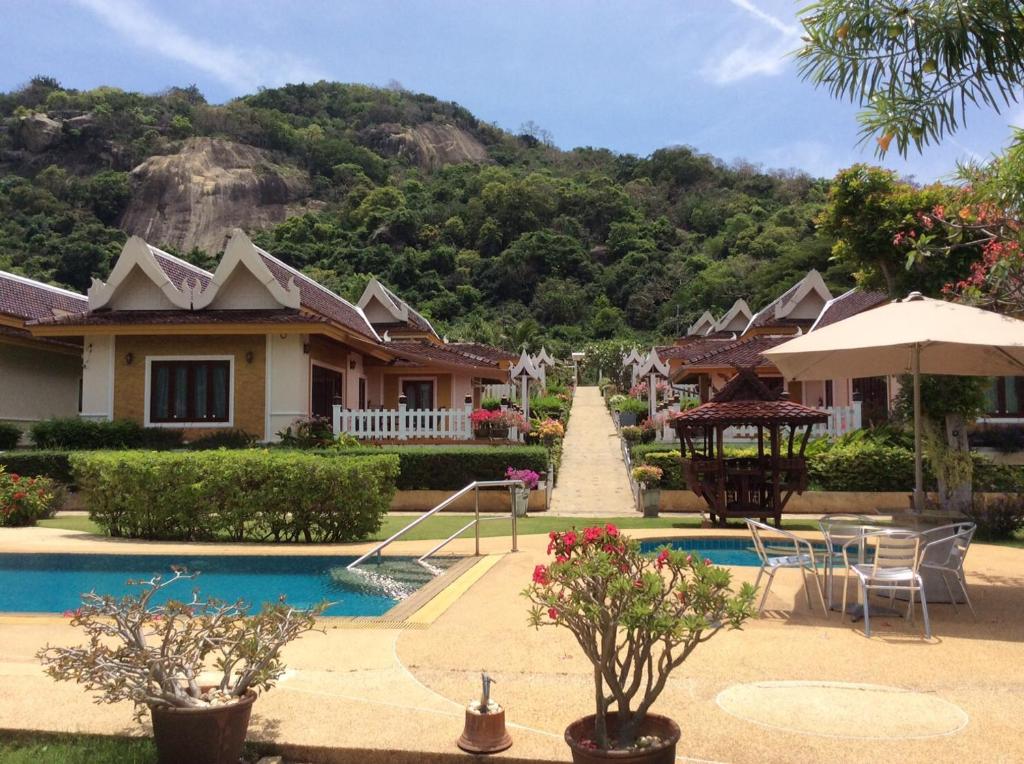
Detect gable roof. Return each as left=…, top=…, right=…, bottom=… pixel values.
left=358, top=278, right=437, bottom=337
left=681, top=334, right=790, bottom=370
left=811, top=288, right=889, bottom=332
left=88, top=236, right=212, bottom=311
left=714, top=299, right=753, bottom=333
left=673, top=368, right=829, bottom=427
left=745, top=270, right=832, bottom=333
left=385, top=339, right=507, bottom=377
left=447, top=342, right=518, bottom=363
left=687, top=310, right=717, bottom=336
left=0, top=271, right=86, bottom=322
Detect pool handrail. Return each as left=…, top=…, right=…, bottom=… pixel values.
left=346, top=479, right=525, bottom=571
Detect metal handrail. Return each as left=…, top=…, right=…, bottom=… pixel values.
left=346, top=479, right=525, bottom=570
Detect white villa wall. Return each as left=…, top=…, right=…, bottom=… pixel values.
left=205, top=268, right=282, bottom=310
left=345, top=351, right=365, bottom=407
left=266, top=333, right=308, bottom=441
left=452, top=374, right=474, bottom=407
left=81, top=335, right=114, bottom=421
left=0, top=344, right=81, bottom=423
left=107, top=267, right=180, bottom=310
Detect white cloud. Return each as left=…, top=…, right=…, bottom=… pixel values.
left=72, top=0, right=325, bottom=93
left=702, top=0, right=801, bottom=85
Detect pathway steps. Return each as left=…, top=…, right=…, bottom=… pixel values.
left=548, top=386, right=636, bottom=516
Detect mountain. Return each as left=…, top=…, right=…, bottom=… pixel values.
left=0, top=76, right=852, bottom=352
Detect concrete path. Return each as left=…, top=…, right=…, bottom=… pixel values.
left=548, top=386, right=636, bottom=516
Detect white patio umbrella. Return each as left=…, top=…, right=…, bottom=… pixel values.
left=763, top=292, right=1024, bottom=510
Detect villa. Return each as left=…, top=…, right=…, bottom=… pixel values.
left=24, top=230, right=512, bottom=441
left=0, top=271, right=87, bottom=430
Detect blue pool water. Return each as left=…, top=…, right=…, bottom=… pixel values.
left=0, top=553, right=454, bottom=616
left=639, top=538, right=830, bottom=567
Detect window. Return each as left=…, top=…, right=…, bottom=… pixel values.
left=988, top=377, right=1024, bottom=416
left=150, top=360, right=230, bottom=424
left=402, top=379, right=435, bottom=410
left=311, top=364, right=343, bottom=418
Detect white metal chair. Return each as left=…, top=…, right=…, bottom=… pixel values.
left=922, top=523, right=977, bottom=617
left=841, top=529, right=931, bottom=639
left=746, top=519, right=828, bottom=616
left=818, top=515, right=882, bottom=610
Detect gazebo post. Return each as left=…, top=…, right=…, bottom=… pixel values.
left=770, top=423, right=781, bottom=527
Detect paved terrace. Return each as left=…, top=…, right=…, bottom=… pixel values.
left=1, top=525, right=1023, bottom=763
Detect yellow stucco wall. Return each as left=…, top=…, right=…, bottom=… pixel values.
left=113, top=335, right=266, bottom=440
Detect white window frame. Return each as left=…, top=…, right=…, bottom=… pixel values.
left=399, top=375, right=438, bottom=410
left=144, top=355, right=235, bottom=428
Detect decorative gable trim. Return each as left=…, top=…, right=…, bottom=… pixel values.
left=637, top=346, right=670, bottom=377
left=688, top=310, right=717, bottom=336
left=192, top=230, right=300, bottom=310
left=775, top=269, right=831, bottom=321
left=714, top=299, right=753, bottom=333
left=358, top=278, right=407, bottom=323
left=88, top=237, right=198, bottom=311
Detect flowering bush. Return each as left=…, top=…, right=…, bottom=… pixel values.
left=39, top=569, right=323, bottom=720
left=629, top=379, right=671, bottom=400
left=0, top=467, right=61, bottom=526
left=505, top=467, right=540, bottom=490
left=535, top=418, right=565, bottom=446
left=523, top=526, right=754, bottom=752
left=471, top=409, right=530, bottom=433
left=631, top=465, right=663, bottom=488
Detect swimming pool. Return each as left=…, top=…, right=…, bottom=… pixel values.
left=639, top=537, right=830, bottom=567
left=0, top=553, right=457, bottom=616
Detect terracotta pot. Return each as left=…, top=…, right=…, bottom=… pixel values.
left=150, top=690, right=256, bottom=764
left=564, top=712, right=680, bottom=764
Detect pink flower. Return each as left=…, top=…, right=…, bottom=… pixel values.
left=563, top=531, right=577, bottom=549
left=583, top=527, right=601, bottom=544
left=532, top=565, right=550, bottom=585
left=605, top=524, right=619, bottom=537
left=556, top=554, right=568, bottom=564
left=655, top=550, right=669, bottom=570
left=547, top=607, right=559, bottom=620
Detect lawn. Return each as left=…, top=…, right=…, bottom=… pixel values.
left=38, top=513, right=823, bottom=541
left=0, top=733, right=156, bottom=764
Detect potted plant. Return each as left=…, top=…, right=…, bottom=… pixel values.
left=523, top=526, right=754, bottom=762
left=471, top=408, right=502, bottom=439
left=39, top=569, right=323, bottom=764
left=631, top=465, right=664, bottom=517
left=616, top=397, right=649, bottom=428
left=505, top=467, right=540, bottom=516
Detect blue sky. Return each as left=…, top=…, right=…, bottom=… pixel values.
left=2, top=0, right=1020, bottom=181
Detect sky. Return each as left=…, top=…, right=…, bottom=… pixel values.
left=2, top=0, right=1021, bottom=182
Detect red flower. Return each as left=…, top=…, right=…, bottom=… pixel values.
left=532, top=565, right=550, bottom=585
left=11, top=492, right=26, bottom=501
left=547, top=607, right=559, bottom=620
left=563, top=531, right=577, bottom=549
left=655, top=550, right=669, bottom=570
left=583, top=527, right=601, bottom=544
left=8, top=473, right=19, bottom=482
left=555, top=554, right=568, bottom=564
left=605, top=524, right=619, bottom=537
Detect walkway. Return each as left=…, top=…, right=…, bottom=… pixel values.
left=548, top=386, right=636, bottom=516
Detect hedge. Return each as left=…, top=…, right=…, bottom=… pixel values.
left=0, top=423, right=21, bottom=450
left=71, top=450, right=399, bottom=542
left=315, top=445, right=549, bottom=490
left=635, top=443, right=1024, bottom=493
left=0, top=451, right=75, bottom=485
left=30, top=418, right=183, bottom=450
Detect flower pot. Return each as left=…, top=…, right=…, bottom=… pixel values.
left=641, top=488, right=661, bottom=518
left=150, top=690, right=256, bottom=764
left=618, top=413, right=637, bottom=428
left=513, top=486, right=530, bottom=517
left=564, top=712, right=680, bottom=763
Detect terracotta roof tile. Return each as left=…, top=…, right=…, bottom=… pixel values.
left=254, top=247, right=379, bottom=342
left=812, top=288, right=889, bottom=331
left=672, top=399, right=829, bottom=426
left=385, top=340, right=506, bottom=374
left=681, top=334, right=789, bottom=369
left=658, top=338, right=734, bottom=362
left=0, top=271, right=86, bottom=322
left=28, top=309, right=321, bottom=327
left=447, top=342, right=518, bottom=363
left=150, top=249, right=213, bottom=292
left=376, top=281, right=436, bottom=336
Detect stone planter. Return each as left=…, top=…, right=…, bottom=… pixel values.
left=512, top=486, right=530, bottom=517
left=641, top=487, right=661, bottom=518
left=618, top=413, right=638, bottom=427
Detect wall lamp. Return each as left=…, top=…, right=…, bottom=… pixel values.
left=245, top=351, right=254, bottom=364
left=124, top=352, right=134, bottom=366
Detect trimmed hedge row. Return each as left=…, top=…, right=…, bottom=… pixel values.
left=315, top=445, right=549, bottom=490
left=635, top=443, right=1024, bottom=493
left=30, top=418, right=184, bottom=450
left=71, top=450, right=399, bottom=542
left=1, top=445, right=549, bottom=493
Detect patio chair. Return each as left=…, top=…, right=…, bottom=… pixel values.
left=818, top=515, right=882, bottom=610
left=746, top=519, right=828, bottom=616
left=841, top=529, right=931, bottom=639
left=922, top=523, right=977, bottom=617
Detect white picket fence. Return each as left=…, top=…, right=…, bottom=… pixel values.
left=653, top=402, right=864, bottom=444
left=333, top=402, right=517, bottom=441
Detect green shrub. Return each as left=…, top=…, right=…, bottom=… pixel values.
left=0, top=450, right=73, bottom=484
left=965, top=495, right=1024, bottom=541
left=481, top=397, right=502, bottom=411
left=29, top=418, right=183, bottom=450
left=807, top=442, right=916, bottom=491
left=186, top=429, right=258, bottom=450
left=276, top=415, right=335, bottom=448
left=0, top=423, right=22, bottom=450
left=530, top=395, right=569, bottom=420
left=638, top=450, right=684, bottom=489
left=0, top=466, right=63, bottom=526
left=616, top=398, right=649, bottom=417
left=322, top=445, right=549, bottom=490
left=71, top=450, right=399, bottom=542
left=972, top=457, right=1024, bottom=492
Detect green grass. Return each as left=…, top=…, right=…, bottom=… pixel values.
left=0, top=734, right=156, bottom=764
left=38, top=513, right=821, bottom=542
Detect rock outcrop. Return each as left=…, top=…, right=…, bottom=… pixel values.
left=363, top=123, right=489, bottom=170
left=15, top=113, right=62, bottom=152
left=120, top=137, right=312, bottom=254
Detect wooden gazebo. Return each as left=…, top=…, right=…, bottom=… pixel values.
left=671, top=368, right=828, bottom=527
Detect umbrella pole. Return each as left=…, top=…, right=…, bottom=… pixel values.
left=913, top=343, right=924, bottom=512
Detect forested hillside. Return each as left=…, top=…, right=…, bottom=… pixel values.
left=0, top=76, right=854, bottom=352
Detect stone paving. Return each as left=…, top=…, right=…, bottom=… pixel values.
left=548, top=386, right=635, bottom=516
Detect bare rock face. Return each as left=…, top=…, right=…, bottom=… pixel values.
left=15, top=113, right=63, bottom=152
left=364, top=123, right=489, bottom=170
left=120, top=137, right=312, bottom=254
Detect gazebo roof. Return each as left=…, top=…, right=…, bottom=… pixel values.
left=672, top=368, right=828, bottom=427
